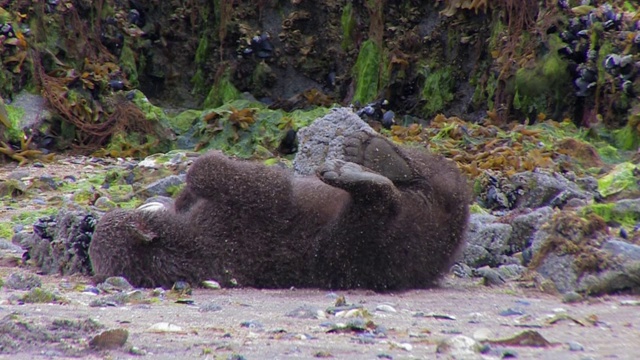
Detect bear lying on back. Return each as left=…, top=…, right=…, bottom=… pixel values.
left=89, top=116, right=470, bottom=291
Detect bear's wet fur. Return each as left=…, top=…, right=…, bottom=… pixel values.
left=89, top=130, right=471, bottom=291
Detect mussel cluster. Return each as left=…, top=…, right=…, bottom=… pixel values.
left=240, top=32, right=275, bottom=59
left=0, top=22, right=15, bottom=40
left=355, top=99, right=396, bottom=129
left=556, top=1, right=639, bottom=98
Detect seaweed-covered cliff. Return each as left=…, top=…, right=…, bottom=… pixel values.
left=0, top=0, right=639, bottom=157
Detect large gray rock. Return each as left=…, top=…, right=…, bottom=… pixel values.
left=508, top=207, right=554, bottom=253
left=462, top=214, right=513, bottom=267
left=534, top=253, right=577, bottom=294
left=293, top=107, right=376, bottom=175
left=577, top=240, right=640, bottom=295
left=510, top=171, right=595, bottom=209
left=140, top=174, right=186, bottom=198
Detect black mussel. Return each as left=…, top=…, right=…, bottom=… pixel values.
left=382, top=110, right=395, bottom=129
left=604, top=54, right=621, bottom=71
left=557, top=0, right=569, bottom=9
left=277, top=129, right=298, bottom=155
left=0, top=23, right=14, bottom=37
left=622, top=80, right=634, bottom=95
left=576, top=29, right=590, bottom=38
left=128, top=9, right=141, bottom=25
left=560, top=31, right=576, bottom=43
left=108, top=80, right=125, bottom=91
left=574, top=77, right=596, bottom=97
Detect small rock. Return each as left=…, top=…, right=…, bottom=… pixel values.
left=89, top=329, right=129, bottom=349
left=472, top=328, right=492, bottom=341
left=562, top=291, right=583, bottom=303
left=620, top=300, right=640, bottom=306
left=240, top=320, right=263, bottom=329
left=568, top=341, right=585, bottom=351
left=94, top=196, right=116, bottom=211
left=202, top=280, right=221, bottom=289
left=390, top=341, right=412, bottom=351
left=286, top=305, right=326, bottom=319
left=499, top=308, right=525, bottom=316
left=436, top=335, right=481, bottom=356
left=375, top=304, right=397, bottom=313
left=129, top=346, right=147, bottom=355
left=99, top=276, right=134, bottom=292
left=198, top=302, right=222, bottom=312
left=5, top=272, right=42, bottom=290
left=474, top=266, right=506, bottom=286
left=146, top=322, right=184, bottom=333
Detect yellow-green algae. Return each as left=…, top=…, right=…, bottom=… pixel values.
left=4, top=105, right=25, bottom=142
left=0, top=222, right=13, bottom=240
left=582, top=202, right=640, bottom=228
left=352, top=39, right=382, bottom=105
left=597, top=162, right=639, bottom=198
left=204, top=69, right=242, bottom=109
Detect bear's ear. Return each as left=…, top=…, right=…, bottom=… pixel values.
left=126, top=220, right=158, bottom=244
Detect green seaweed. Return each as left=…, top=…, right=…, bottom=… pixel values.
left=191, top=35, right=210, bottom=94
left=420, top=65, right=455, bottom=115
left=4, top=105, right=25, bottom=142
left=0, top=222, right=13, bottom=240
left=21, top=287, right=59, bottom=303
left=341, top=1, right=356, bottom=50
left=198, top=100, right=330, bottom=158
left=204, top=69, right=242, bottom=109
left=612, top=125, right=640, bottom=151
left=119, top=41, right=139, bottom=87
left=169, top=109, right=202, bottom=134
left=513, top=34, right=570, bottom=119
left=352, top=39, right=382, bottom=105
left=11, top=208, right=58, bottom=226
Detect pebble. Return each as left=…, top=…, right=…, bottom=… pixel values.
left=286, top=305, right=326, bottom=319
left=83, top=286, right=100, bottom=295
left=472, top=328, right=492, bottom=341
left=562, top=291, right=584, bottom=303
left=620, top=300, right=640, bottom=306
left=240, top=320, right=263, bottom=329
left=202, top=280, right=221, bottom=289
left=147, top=322, right=184, bottom=333
left=94, top=196, right=116, bottom=211
left=499, top=308, right=525, bottom=316
left=568, top=341, right=585, bottom=351
left=198, top=302, right=222, bottom=312
left=375, top=304, right=397, bottom=313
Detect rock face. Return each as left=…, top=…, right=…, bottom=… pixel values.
left=89, top=108, right=471, bottom=290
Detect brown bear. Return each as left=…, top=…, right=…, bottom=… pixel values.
left=89, top=128, right=470, bottom=291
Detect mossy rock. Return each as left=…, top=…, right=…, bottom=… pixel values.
left=597, top=162, right=639, bottom=198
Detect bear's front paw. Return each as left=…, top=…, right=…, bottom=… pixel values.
left=317, top=159, right=393, bottom=191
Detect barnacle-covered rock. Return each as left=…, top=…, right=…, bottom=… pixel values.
left=12, top=209, right=97, bottom=276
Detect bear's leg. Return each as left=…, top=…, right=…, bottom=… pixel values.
left=317, top=159, right=399, bottom=206
left=184, top=151, right=292, bottom=204
left=343, top=131, right=413, bottom=182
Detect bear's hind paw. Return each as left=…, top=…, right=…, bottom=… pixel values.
left=317, top=159, right=393, bottom=191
